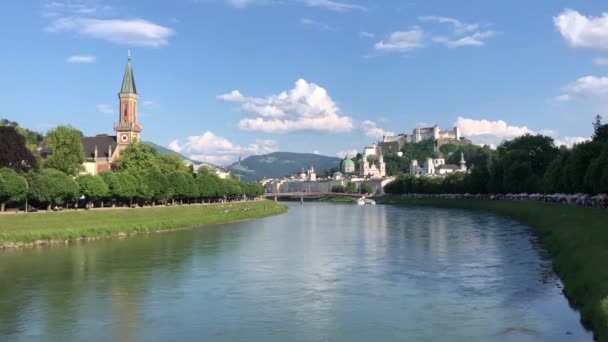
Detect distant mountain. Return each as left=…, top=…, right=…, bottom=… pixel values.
left=228, top=152, right=341, bottom=182
left=145, top=142, right=203, bottom=166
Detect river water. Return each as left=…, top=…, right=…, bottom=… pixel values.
left=0, top=203, right=592, bottom=341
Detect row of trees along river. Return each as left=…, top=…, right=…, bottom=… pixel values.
left=385, top=116, right=608, bottom=195
left=0, top=122, right=264, bottom=212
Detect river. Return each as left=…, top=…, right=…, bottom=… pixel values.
left=0, top=203, right=592, bottom=341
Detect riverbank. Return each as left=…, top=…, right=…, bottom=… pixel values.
left=0, top=201, right=287, bottom=248
left=379, top=196, right=608, bottom=341
left=319, top=196, right=356, bottom=204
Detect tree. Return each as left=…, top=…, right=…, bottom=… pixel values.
left=156, top=154, right=188, bottom=175
left=0, top=168, right=28, bottom=211
left=345, top=182, right=357, bottom=193
left=168, top=172, right=189, bottom=203
left=360, top=183, right=374, bottom=195
left=145, top=167, right=170, bottom=203
left=331, top=185, right=345, bottom=193
left=115, top=172, right=137, bottom=205
left=28, top=169, right=78, bottom=210
left=196, top=173, right=220, bottom=201
left=0, top=126, right=37, bottom=172
left=44, top=125, right=85, bottom=176
left=0, top=119, right=44, bottom=150
left=76, top=175, right=108, bottom=206
left=115, top=142, right=158, bottom=173
left=100, top=172, right=122, bottom=201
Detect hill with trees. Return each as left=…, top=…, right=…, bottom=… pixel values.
left=228, top=152, right=342, bottom=182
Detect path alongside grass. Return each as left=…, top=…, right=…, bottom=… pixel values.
left=379, top=196, right=608, bottom=341
left=0, top=201, right=287, bottom=248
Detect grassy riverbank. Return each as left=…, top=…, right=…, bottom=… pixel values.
left=319, top=196, right=356, bottom=204
left=0, top=201, right=287, bottom=248
left=379, top=196, right=608, bottom=341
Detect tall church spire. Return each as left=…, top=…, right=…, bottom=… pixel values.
left=121, top=51, right=137, bottom=94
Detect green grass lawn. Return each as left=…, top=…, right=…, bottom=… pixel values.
left=0, top=201, right=287, bottom=246
left=380, top=196, right=608, bottom=341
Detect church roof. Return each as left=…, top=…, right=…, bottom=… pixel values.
left=82, top=134, right=117, bottom=159
left=121, top=53, right=137, bottom=94
left=436, top=164, right=459, bottom=170
left=432, top=151, right=444, bottom=159
left=341, top=158, right=355, bottom=168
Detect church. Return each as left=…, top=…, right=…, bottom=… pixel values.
left=410, top=145, right=467, bottom=176
left=82, top=53, right=142, bottom=175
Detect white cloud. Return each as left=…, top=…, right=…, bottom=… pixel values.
left=455, top=117, right=533, bottom=146
left=433, top=31, right=495, bottom=48
left=360, top=120, right=394, bottom=139
left=312, top=150, right=321, bottom=155
left=359, top=31, right=374, bottom=38
left=169, top=131, right=278, bottom=165
left=303, top=0, right=365, bottom=12
left=43, top=0, right=114, bottom=17
left=226, top=0, right=259, bottom=8
left=97, top=104, right=114, bottom=115
left=141, top=100, right=160, bottom=109
left=300, top=18, right=334, bottom=31
left=455, top=117, right=587, bottom=148
left=67, top=55, right=95, bottom=63
left=218, top=79, right=355, bottom=134
left=46, top=17, right=174, bottom=47
left=555, top=75, right=608, bottom=101
left=336, top=149, right=358, bottom=158
left=419, top=16, right=479, bottom=35
left=554, top=9, right=608, bottom=51
left=374, top=27, right=424, bottom=52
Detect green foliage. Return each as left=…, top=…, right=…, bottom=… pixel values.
left=331, top=185, right=345, bottom=193
left=115, top=142, right=159, bottom=173
left=145, top=167, right=170, bottom=201
left=359, top=183, right=374, bottom=195
left=156, top=154, right=189, bottom=175
left=0, top=126, right=38, bottom=172
left=168, top=172, right=190, bottom=200
left=345, top=182, right=357, bottom=193
left=28, top=169, right=78, bottom=207
left=115, top=172, right=137, bottom=202
left=44, top=125, right=85, bottom=176
left=76, top=175, right=109, bottom=201
left=0, top=119, right=43, bottom=150
left=0, top=168, right=28, bottom=211
left=100, top=172, right=122, bottom=200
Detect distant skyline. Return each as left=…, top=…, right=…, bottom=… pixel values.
left=1, top=1, right=607, bottom=164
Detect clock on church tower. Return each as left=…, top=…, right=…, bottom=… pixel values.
left=114, top=51, right=142, bottom=149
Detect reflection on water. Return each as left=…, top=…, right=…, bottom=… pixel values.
left=0, top=203, right=592, bottom=341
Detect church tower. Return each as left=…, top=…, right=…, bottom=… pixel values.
left=114, top=51, right=142, bottom=149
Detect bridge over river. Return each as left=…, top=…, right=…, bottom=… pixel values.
left=263, top=192, right=363, bottom=201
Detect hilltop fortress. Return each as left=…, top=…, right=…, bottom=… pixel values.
left=379, top=125, right=471, bottom=155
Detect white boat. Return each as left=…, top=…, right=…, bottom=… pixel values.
left=356, top=198, right=365, bottom=205
left=364, top=199, right=376, bottom=205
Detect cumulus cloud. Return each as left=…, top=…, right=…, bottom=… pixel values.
left=456, top=117, right=588, bottom=147
left=336, top=149, right=358, bottom=158
left=456, top=117, right=533, bottom=146
left=67, top=55, right=95, bottom=63
left=421, top=15, right=495, bottom=48
left=374, top=27, right=424, bottom=52
left=97, top=104, right=114, bottom=115
left=554, top=9, right=608, bottom=51
left=46, top=17, right=174, bottom=47
left=360, top=120, right=394, bottom=139
left=169, top=131, right=278, bottom=165
left=218, top=79, right=355, bottom=134
left=555, top=76, right=608, bottom=101
left=303, top=0, right=365, bottom=12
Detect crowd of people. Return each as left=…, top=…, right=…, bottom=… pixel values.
left=398, top=192, right=608, bottom=209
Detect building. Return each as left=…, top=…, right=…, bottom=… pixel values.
left=379, top=125, right=470, bottom=154
left=82, top=52, right=141, bottom=175
left=410, top=147, right=468, bottom=176
left=359, top=144, right=386, bottom=178
left=340, top=156, right=355, bottom=174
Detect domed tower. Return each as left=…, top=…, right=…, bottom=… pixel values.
left=341, top=155, right=355, bottom=173
left=114, top=51, right=142, bottom=150
left=431, top=142, right=445, bottom=166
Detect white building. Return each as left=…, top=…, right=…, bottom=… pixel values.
left=359, top=144, right=386, bottom=178
left=411, top=149, right=467, bottom=176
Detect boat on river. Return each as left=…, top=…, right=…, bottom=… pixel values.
left=357, top=197, right=376, bottom=205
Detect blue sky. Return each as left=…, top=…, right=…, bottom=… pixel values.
left=1, top=0, right=607, bottom=165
